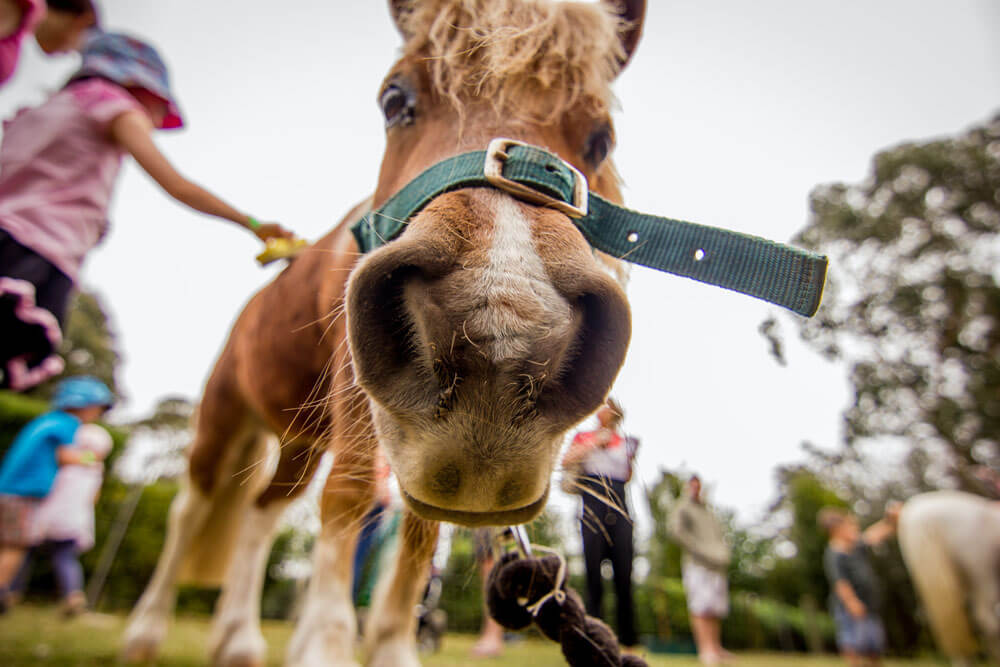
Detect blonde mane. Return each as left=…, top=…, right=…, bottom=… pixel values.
left=398, top=0, right=626, bottom=122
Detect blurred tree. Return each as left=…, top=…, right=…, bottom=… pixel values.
left=644, top=468, right=686, bottom=581
left=115, top=396, right=194, bottom=482
left=763, top=467, right=846, bottom=607
left=782, top=113, right=1000, bottom=491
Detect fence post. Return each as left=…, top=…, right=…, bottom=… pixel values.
left=86, top=483, right=145, bottom=609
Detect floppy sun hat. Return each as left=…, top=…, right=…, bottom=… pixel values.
left=51, top=376, right=114, bottom=412
left=73, top=31, right=184, bottom=129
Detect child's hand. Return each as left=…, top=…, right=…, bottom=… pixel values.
left=847, top=598, right=867, bottom=619
left=253, top=222, right=295, bottom=242
left=885, top=501, right=902, bottom=525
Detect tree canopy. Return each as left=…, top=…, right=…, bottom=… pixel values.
left=785, top=113, right=1000, bottom=493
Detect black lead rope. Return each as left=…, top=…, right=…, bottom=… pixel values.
left=487, top=529, right=649, bottom=667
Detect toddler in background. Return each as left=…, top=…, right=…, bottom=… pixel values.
left=16, top=422, right=112, bottom=615
left=0, top=375, right=112, bottom=611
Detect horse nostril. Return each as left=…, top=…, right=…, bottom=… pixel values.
left=430, top=463, right=461, bottom=499
left=497, top=476, right=528, bottom=508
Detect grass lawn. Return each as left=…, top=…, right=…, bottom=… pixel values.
left=0, top=605, right=960, bottom=666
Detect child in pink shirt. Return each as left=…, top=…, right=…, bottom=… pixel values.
left=0, top=31, right=292, bottom=390
left=0, top=0, right=99, bottom=85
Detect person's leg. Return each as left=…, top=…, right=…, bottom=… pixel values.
left=610, top=515, right=637, bottom=647
left=50, top=539, right=85, bottom=615
left=864, top=614, right=886, bottom=667
left=581, top=518, right=607, bottom=619
left=706, top=617, right=723, bottom=659
left=8, top=545, right=35, bottom=599
left=690, top=616, right=718, bottom=664
left=0, top=547, right=27, bottom=588
left=471, top=555, right=505, bottom=658
left=0, top=546, right=27, bottom=613
left=351, top=503, right=384, bottom=603
left=839, top=650, right=863, bottom=667
left=50, top=540, right=84, bottom=595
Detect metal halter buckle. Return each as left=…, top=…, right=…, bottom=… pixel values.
left=484, top=138, right=589, bottom=219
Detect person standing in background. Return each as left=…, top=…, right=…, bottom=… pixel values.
left=818, top=505, right=900, bottom=667
left=470, top=528, right=505, bottom=658
left=351, top=448, right=391, bottom=605
left=668, top=475, right=733, bottom=665
left=561, top=398, right=639, bottom=649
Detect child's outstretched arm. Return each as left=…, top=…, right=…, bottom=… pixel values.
left=109, top=110, right=292, bottom=242
left=862, top=502, right=901, bottom=546
left=56, top=446, right=95, bottom=466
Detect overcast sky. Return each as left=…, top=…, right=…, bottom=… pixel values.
left=2, top=1, right=998, bottom=529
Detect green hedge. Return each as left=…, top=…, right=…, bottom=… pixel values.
left=436, top=535, right=836, bottom=652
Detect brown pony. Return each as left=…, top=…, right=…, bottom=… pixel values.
left=122, top=2, right=644, bottom=665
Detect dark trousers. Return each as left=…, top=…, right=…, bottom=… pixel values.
left=579, top=475, right=637, bottom=647
left=12, top=539, right=84, bottom=597
left=0, top=230, right=72, bottom=389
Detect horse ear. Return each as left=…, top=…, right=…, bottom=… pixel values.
left=388, top=0, right=411, bottom=39
left=606, top=0, right=646, bottom=71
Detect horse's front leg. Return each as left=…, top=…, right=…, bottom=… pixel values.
left=286, top=445, right=375, bottom=667
left=208, top=440, right=320, bottom=667
left=363, top=511, right=439, bottom=667
left=208, top=497, right=290, bottom=667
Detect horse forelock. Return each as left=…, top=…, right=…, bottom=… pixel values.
left=397, top=0, right=625, bottom=123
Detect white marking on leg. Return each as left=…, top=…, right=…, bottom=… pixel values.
left=364, top=515, right=437, bottom=667
left=122, top=484, right=212, bottom=662
left=209, top=500, right=289, bottom=667
left=286, top=526, right=359, bottom=667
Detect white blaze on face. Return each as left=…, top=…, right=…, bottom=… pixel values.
left=466, top=194, right=570, bottom=363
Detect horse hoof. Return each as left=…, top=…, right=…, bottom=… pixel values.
left=212, top=634, right=267, bottom=667
left=366, top=638, right=421, bottom=667
left=216, top=654, right=265, bottom=667
left=120, top=637, right=160, bottom=663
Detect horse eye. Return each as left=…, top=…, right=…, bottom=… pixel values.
left=584, top=126, right=614, bottom=168
left=380, top=85, right=414, bottom=128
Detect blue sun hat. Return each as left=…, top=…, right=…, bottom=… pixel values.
left=73, top=31, right=184, bottom=129
left=52, top=376, right=115, bottom=412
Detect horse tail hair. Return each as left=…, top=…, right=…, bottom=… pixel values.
left=898, top=498, right=980, bottom=659
left=176, top=430, right=279, bottom=587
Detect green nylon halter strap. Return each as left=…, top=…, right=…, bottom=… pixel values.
left=352, top=142, right=828, bottom=317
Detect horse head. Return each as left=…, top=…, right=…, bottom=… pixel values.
left=346, top=0, right=645, bottom=526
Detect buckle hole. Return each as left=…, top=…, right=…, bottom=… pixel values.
left=694, top=248, right=706, bottom=261
left=626, top=232, right=639, bottom=243
left=545, top=163, right=559, bottom=173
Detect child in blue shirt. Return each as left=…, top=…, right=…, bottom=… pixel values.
left=0, top=375, right=112, bottom=611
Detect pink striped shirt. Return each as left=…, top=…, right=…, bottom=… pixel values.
left=0, top=78, right=144, bottom=280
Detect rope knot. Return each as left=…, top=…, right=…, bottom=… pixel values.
left=486, top=539, right=648, bottom=667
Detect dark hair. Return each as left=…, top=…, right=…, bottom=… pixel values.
left=46, top=0, right=99, bottom=21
